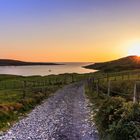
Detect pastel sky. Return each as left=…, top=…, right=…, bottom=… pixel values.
left=0, top=0, right=140, bottom=62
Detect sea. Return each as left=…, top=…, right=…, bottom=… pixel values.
left=0, top=62, right=96, bottom=76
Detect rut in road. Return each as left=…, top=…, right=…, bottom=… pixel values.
left=1, top=83, right=99, bottom=140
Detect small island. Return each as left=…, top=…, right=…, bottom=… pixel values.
left=0, top=59, right=61, bottom=66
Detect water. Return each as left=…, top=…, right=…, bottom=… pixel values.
left=0, top=62, right=96, bottom=76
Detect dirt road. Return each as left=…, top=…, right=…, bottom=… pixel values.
left=1, top=83, right=98, bottom=140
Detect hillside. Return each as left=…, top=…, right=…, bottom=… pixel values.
left=84, top=55, right=140, bottom=72
left=0, top=59, right=60, bottom=66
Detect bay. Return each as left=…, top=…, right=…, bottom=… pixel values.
left=0, top=62, right=96, bottom=76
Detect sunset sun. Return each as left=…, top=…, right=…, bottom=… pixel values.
left=127, top=42, right=140, bottom=56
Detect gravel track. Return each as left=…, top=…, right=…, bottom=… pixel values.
left=1, top=83, right=98, bottom=140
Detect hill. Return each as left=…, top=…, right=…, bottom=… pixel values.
left=0, top=59, right=60, bottom=66
left=84, top=56, right=140, bottom=72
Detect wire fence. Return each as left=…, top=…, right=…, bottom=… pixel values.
left=0, top=74, right=83, bottom=103
left=87, top=71, right=140, bottom=103
left=1, top=71, right=140, bottom=104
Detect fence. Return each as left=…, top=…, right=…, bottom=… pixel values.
left=0, top=74, right=83, bottom=103
left=87, top=71, right=140, bottom=103
left=1, top=71, right=140, bottom=103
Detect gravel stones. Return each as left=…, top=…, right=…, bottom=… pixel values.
left=1, top=83, right=98, bottom=140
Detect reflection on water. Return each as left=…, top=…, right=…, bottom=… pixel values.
left=0, top=62, right=96, bottom=76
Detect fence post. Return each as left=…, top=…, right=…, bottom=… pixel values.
left=23, top=81, right=27, bottom=99
left=128, top=74, right=130, bottom=80
left=87, top=78, right=92, bottom=92
left=49, top=79, right=52, bottom=85
left=107, top=80, right=111, bottom=96
left=133, top=81, right=140, bottom=103
left=91, top=78, right=95, bottom=92
left=64, top=75, right=67, bottom=84
left=138, top=73, right=140, bottom=80
left=122, top=75, right=124, bottom=80
left=71, top=75, right=74, bottom=83
left=42, top=80, right=45, bottom=93
left=96, top=80, right=99, bottom=95
left=107, top=73, right=109, bottom=82
left=133, top=82, right=137, bottom=103
left=114, top=74, right=117, bottom=81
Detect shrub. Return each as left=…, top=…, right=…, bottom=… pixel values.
left=95, top=97, right=125, bottom=137
left=0, top=103, right=23, bottom=112
left=109, top=103, right=140, bottom=140
left=0, top=110, right=11, bottom=121
left=0, top=110, right=16, bottom=130
left=96, top=97, right=140, bottom=140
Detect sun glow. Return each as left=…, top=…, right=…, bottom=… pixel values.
left=127, top=41, right=140, bottom=56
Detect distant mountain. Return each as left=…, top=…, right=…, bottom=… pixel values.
left=84, top=56, right=140, bottom=72
left=0, top=59, right=61, bottom=66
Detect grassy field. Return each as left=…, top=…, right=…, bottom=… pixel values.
left=0, top=73, right=84, bottom=132
left=84, top=56, right=140, bottom=72
left=1, top=69, right=140, bottom=138
left=85, top=70, right=140, bottom=140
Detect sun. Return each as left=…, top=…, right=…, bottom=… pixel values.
left=127, top=41, right=140, bottom=56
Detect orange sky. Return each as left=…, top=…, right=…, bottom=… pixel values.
left=0, top=1, right=140, bottom=62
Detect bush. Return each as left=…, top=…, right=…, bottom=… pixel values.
left=96, top=97, right=140, bottom=140
left=109, top=103, right=140, bottom=140
left=0, top=110, right=16, bottom=130
left=0, top=110, right=11, bottom=121
left=0, top=103, right=23, bottom=112
left=95, top=97, right=125, bottom=137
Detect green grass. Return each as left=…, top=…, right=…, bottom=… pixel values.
left=0, top=89, right=23, bottom=103
left=0, top=87, right=56, bottom=131
left=1, top=69, right=140, bottom=135
left=84, top=56, right=140, bottom=72
left=85, top=70, right=140, bottom=140
left=0, top=73, right=82, bottom=132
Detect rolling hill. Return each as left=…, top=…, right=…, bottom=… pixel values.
left=84, top=56, right=140, bottom=72
left=0, top=59, right=60, bottom=66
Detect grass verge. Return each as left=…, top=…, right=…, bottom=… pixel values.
left=0, top=85, right=60, bottom=132
left=85, top=84, right=140, bottom=140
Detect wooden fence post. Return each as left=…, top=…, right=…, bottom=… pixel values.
left=107, top=73, right=109, bottom=82
left=71, top=75, right=75, bottom=83
left=114, top=74, right=117, bottom=81
left=42, top=80, right=45, bottom=94
left=133, top=81, right=140, bottom=103
left=23, top=81, right=27, bottom=99
left=133, top=82, right=137, bottom=103
left=138, top=74, right=140, bottom=80
left=49, top=79, right=52, bottom=85
left=91, top=78, right=95, bottom=92
left=128, top=74, right=130, bottom=80
left=107, top=80, right=111, bottom=96
left=64, top=75, right=67, bottom=84
left=122, top=75, right=124, bottom=80
left=87, top=78, right=92, bottom=92
left=96, top=80, right=99, bottom=95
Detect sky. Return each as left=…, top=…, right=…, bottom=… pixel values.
left=0, top=0, right=140, bottom=62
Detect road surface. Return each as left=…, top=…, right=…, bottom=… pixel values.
left=1, top=83, right=98, bottom=140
